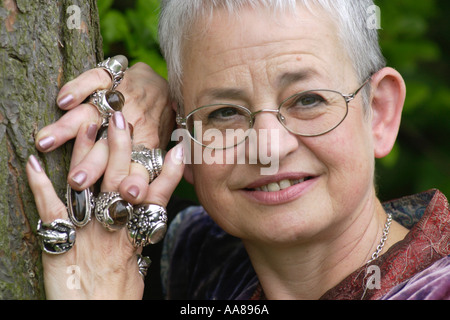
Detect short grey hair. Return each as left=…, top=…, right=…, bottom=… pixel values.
left=158, top=0, right=386, bottom=107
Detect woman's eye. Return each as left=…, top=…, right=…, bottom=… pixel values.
left=296, top=94, right=325, bottom=107
left=208, top=107, right=239, bottom=119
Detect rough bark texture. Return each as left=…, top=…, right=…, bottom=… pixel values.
left=0, top=0, right=102, bottom=299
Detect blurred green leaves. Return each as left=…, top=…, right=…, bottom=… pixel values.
left=97, top=0, right=450, bottom=201
left=376, top=0, right=450, bottom=200
left=97, top=0, right=167, bottom=78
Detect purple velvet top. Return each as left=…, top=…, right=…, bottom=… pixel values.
left=161, top=189, right=450, bottom=300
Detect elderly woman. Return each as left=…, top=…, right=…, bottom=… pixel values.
left=27, top=0, right=449, bottom=300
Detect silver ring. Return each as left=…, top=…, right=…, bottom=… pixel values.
left=66, top=184, right=94, bottom=227
left=94, top=192, right=133, bottom=232
left=131, top=146, right=165, bottom=183
left=88, top=89, right=125, bottom=124
left=36, top=219, right=76, bottom=255
left=97, top=55, right=128, bottom=90
left=127, top=204, right=168, bottom=247
left=137, top=254, right=151, bottom=280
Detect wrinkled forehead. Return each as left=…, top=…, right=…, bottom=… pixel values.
left=180, top=4, right=354, bottom=106
left=182, top=3, right=338, bottom=51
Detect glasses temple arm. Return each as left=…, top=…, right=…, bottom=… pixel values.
left=343, top=77, right=372, bottom=102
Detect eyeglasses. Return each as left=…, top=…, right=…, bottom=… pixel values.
left=176, top=78, right=371, bottom=149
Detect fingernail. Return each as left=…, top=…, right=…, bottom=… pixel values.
left=86, top=123, right=98, bottom=141
left=29, top=155, right=42, bottom=173
left=112, top=112, right=125, bottom=130
left=57, top=94, right=74, bottom=109
left=127, top=185, right=140, bottom=198
left=173, top=143, right=184, bottom=165
left=71, top=171, right=87, bottom=186
left=38, top=136, right=55, bottom=150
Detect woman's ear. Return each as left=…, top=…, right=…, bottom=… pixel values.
left=369, top=67, right=406, bottom=158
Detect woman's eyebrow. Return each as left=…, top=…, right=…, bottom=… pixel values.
left=276, top=69, right=317, bottom=88
left=199, top=87, right=247, bottom=101
left=197, top=69, right=318, bottom=102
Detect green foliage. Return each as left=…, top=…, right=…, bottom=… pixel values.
left=97, top=0, right=167, bottom=78
left=97, top=0, right=450, bottom=202
left=375, top=0, right=450, bottom=200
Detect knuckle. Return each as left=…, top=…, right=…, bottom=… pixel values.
left=145, top=191, right=169, bottom=208
left=41, top=200, right=68, bottom=222
left=92, top=68, right=112, bottom=89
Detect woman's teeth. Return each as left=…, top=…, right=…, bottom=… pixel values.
left=254, top=178, right=309, bottom=192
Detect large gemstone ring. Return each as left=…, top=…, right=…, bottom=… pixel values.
left=66, top=184, right=94, bottom=228
left=127, top=203, right=168, bottom=247
left=88, top=89, right=125, bottom=125
left=94, top=192, right=133, bottom=232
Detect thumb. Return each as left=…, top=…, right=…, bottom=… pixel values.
left=144, top=143, right=185, bottom=207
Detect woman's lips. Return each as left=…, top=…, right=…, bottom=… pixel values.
left=241, top=174, right=318, bottom=205
left=252, top=177, right=312, bottom=192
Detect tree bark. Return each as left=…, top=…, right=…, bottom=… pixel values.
left=0, top=0, right=102, bottom=299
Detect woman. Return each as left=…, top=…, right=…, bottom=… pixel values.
left=27, top=0, right=449, bottom=299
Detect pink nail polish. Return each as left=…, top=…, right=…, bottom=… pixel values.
left=38, top=136, right=55, bottom=150
left=86, top=124, right=98, bottom=141
left=127, top=186, right=140, bottom=198
left=57, top=94, right=74, bottom=109
left=29, top=155, right=42, bottom=173
left=112, top=112, right=126, bottom=130
left=173, top=143, right=185, bottom=164
left=71, top=171, right=87, bottom=186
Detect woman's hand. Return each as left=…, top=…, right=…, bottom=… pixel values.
left=27, top=116, right=185, bottom=299
left=28, top=57, right=185, bottom=299
left=35, top=61, right=175, bottom=204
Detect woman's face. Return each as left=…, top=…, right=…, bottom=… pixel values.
left=181, top=5, right=377, bottom=245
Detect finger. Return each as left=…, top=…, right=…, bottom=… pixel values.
left=118, top=162, right=150, bottom=204
left=35, top=103, right=101, bottom=153
left=144, top=143, right=185, bottom=208
left=68, top=139, right=108, bottom=190
left=70, top=122, right=98, bottom=169
left=102, top=112, right=132, bottom=191
left=26, top=155, right=68, bottom=223
left=56, top=67, right=113, bottom=110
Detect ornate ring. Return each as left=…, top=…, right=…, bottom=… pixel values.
left=94, top=192, right=133, bottom=232
left=97, top=55, right=128, bottom=90
left=88, top=89, right=125, bottom=124
left=127, top=203, right=168, bottom=247
left=36, top=219, right=76, bottom=255
left=131, top=146, right=165, bottom=183
left=137, top=254, right=151, bottom=280
left=66, top=184, right=94, bottom=228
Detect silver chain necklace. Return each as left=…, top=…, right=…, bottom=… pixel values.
left=366, top=213, right=393, bottom=264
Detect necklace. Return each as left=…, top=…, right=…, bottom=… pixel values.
left=366, top=213, right=393, bottom=264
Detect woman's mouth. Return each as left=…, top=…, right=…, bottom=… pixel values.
left=250, top=177, right=314, bottom=192
left=241, top=174, right=317, bottom=205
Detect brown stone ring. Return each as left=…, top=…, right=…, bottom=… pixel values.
left=94, top=192, right=133, bottom=232
left=87, top=89, right=125, bottom=125
left=67, top=184, right=94, bottom=228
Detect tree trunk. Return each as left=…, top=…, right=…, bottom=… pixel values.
left=0, top=0, right=102, bottom=299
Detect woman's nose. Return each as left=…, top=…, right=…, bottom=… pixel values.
left=246, top=110, right=300, bottom=174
